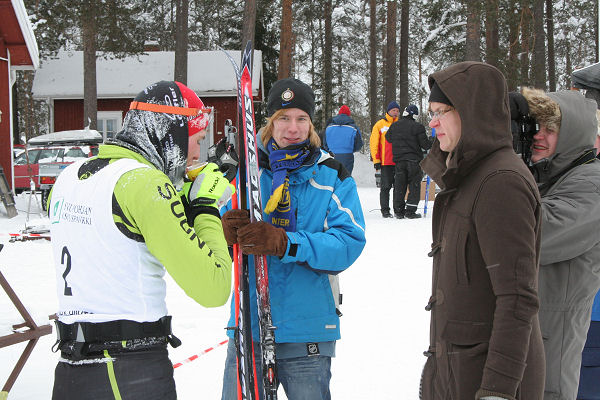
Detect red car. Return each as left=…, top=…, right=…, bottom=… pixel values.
left=13, top=130, right=102, bottom=205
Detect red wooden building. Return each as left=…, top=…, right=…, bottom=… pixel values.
left=0, top=0, right=39, bottom=190
left=32, top=50, right=263, bottom=158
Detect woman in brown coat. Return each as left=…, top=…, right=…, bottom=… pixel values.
left=419, top=62, right=545, bottom=400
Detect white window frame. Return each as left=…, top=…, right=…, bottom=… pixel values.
left=97, top=111, right=123, bottom=141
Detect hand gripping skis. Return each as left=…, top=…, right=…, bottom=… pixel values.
left=222, top=41, right=278, bottom=400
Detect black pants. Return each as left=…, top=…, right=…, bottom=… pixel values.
left=52, top=346, right=176, bottom=400
left=379, top=165, right=395, bottom=213
left=393, top=160, right=423, bottom=216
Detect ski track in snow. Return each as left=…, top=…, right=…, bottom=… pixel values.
left=0, top=153, right=433, bottom=399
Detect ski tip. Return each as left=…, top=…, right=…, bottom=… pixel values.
left=242, top=41, right=253, bottom=69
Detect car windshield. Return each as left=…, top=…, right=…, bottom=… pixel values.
left=14, top=149, right=41, bottom=165
left=37, top=148, right=64, bottom=164
left=15, top=145, right=97, bottom=166
left=13, top=148, right=25, bottom=158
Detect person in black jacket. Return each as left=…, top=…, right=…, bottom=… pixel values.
left=385, top=104, right=431, bottom=218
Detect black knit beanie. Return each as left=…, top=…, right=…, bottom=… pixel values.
left=429, top=82, right=453, bottom=106
left=267, top=78, right=315, bottom=119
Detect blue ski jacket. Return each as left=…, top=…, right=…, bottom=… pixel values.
left=323, top=114, right=363, bottom=154
left=592, top=291, right=600, bottom=322
left=226, top=138, right=366, bottom=343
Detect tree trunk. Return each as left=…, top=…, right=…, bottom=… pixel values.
left=22, top=71, right=34, bottom=141
left=399, top=0, right=409, bottom=108
left=485, top=0, right=499, bottom=67
left=418, top=52, right=423, bottom=122
left=592, top=0, right=600, bottom=62
left=369, top=0, right=378, bottom=128
left=241, top=0, right=257, bottom=53
left=506, top=0, right=520, bottom=91
left=323, top=0, right=333, bottom=125
left=385, top=0, right=397, bottom=106
left=174, top=0, right=188, bottom=84
left=532, top=0, right=546, bottom=89
left=464, top=0, right=481, bottom=61
left=337, top=41, right=343, bottom=108
left=520, top=1, right=532, bottom=87
left=81, top=1, right=97, bottom=130
left=565, top=41, right=572, bottom=88
left=278, top=0, right=293, bottom=78
left=546, top=0, right=556, bottom=91
left=307, top=10, right=316, bottom=87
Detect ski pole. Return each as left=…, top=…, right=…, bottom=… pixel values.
left=424, top=175, right=430, bottom=217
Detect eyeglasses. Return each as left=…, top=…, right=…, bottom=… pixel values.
left=427, top=107, right=455, bottom=121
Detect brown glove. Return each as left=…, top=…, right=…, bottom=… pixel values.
left=221, top=209, right=250, bottom=246
left=237, top=221, right=288, bottom=257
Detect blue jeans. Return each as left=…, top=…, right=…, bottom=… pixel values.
left=221, top=340, right=332, bottom=400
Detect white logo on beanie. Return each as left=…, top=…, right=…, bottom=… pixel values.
left=281, top=88, right=295, bottom=102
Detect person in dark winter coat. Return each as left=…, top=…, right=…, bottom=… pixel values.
left=322, top=105, right=363, bottom=174
left=521, top=87, right=600, bottom=400
left=385, top=104, right=431, bottom=218
left=420, top=62, right=544, bottom=400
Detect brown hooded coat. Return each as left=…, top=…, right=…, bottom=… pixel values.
left=419, top=62, right=545, bottom=400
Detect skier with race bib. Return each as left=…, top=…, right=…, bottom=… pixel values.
left=49, top=81, right=234, bottom=400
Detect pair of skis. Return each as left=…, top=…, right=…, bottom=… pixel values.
left=222, top=41, right=278, bottom=400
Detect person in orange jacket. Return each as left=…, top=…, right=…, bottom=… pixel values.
left=369, top=101, right=400, bottom=217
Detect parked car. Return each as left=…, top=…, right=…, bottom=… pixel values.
left=13, top=144, right=25, bottom=159
left=13, top=129, right=102, bottom=209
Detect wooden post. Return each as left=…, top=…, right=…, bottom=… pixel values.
left=0, top=244, right=53, bottom=395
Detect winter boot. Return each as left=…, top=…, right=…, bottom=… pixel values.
left=405, top=212, right=422, bottom=219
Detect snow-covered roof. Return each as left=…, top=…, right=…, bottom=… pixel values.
left=572, top=62, right=600, bottom=90
left=27, top=129, right=102, bottom=146
left=32, top=50, right=262, bottom=99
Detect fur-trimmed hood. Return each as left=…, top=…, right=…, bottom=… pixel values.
left=521, top=87, right=561, bottom=132
left=525, top=90, right=597, bottom=184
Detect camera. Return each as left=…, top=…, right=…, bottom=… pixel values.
left=509, top=92, right=539, bottom=164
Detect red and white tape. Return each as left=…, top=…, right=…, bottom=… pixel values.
left=172, top=339, right=229, bottom=369
left=0, top=232, right=51, bottom=241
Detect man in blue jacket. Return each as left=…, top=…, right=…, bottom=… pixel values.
left=219, top=78, right=366, bottom=400
left=322, top=105, right=363, bottom=174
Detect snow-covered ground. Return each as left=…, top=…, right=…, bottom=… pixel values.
left=0, top=153, right=433, bottom=399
